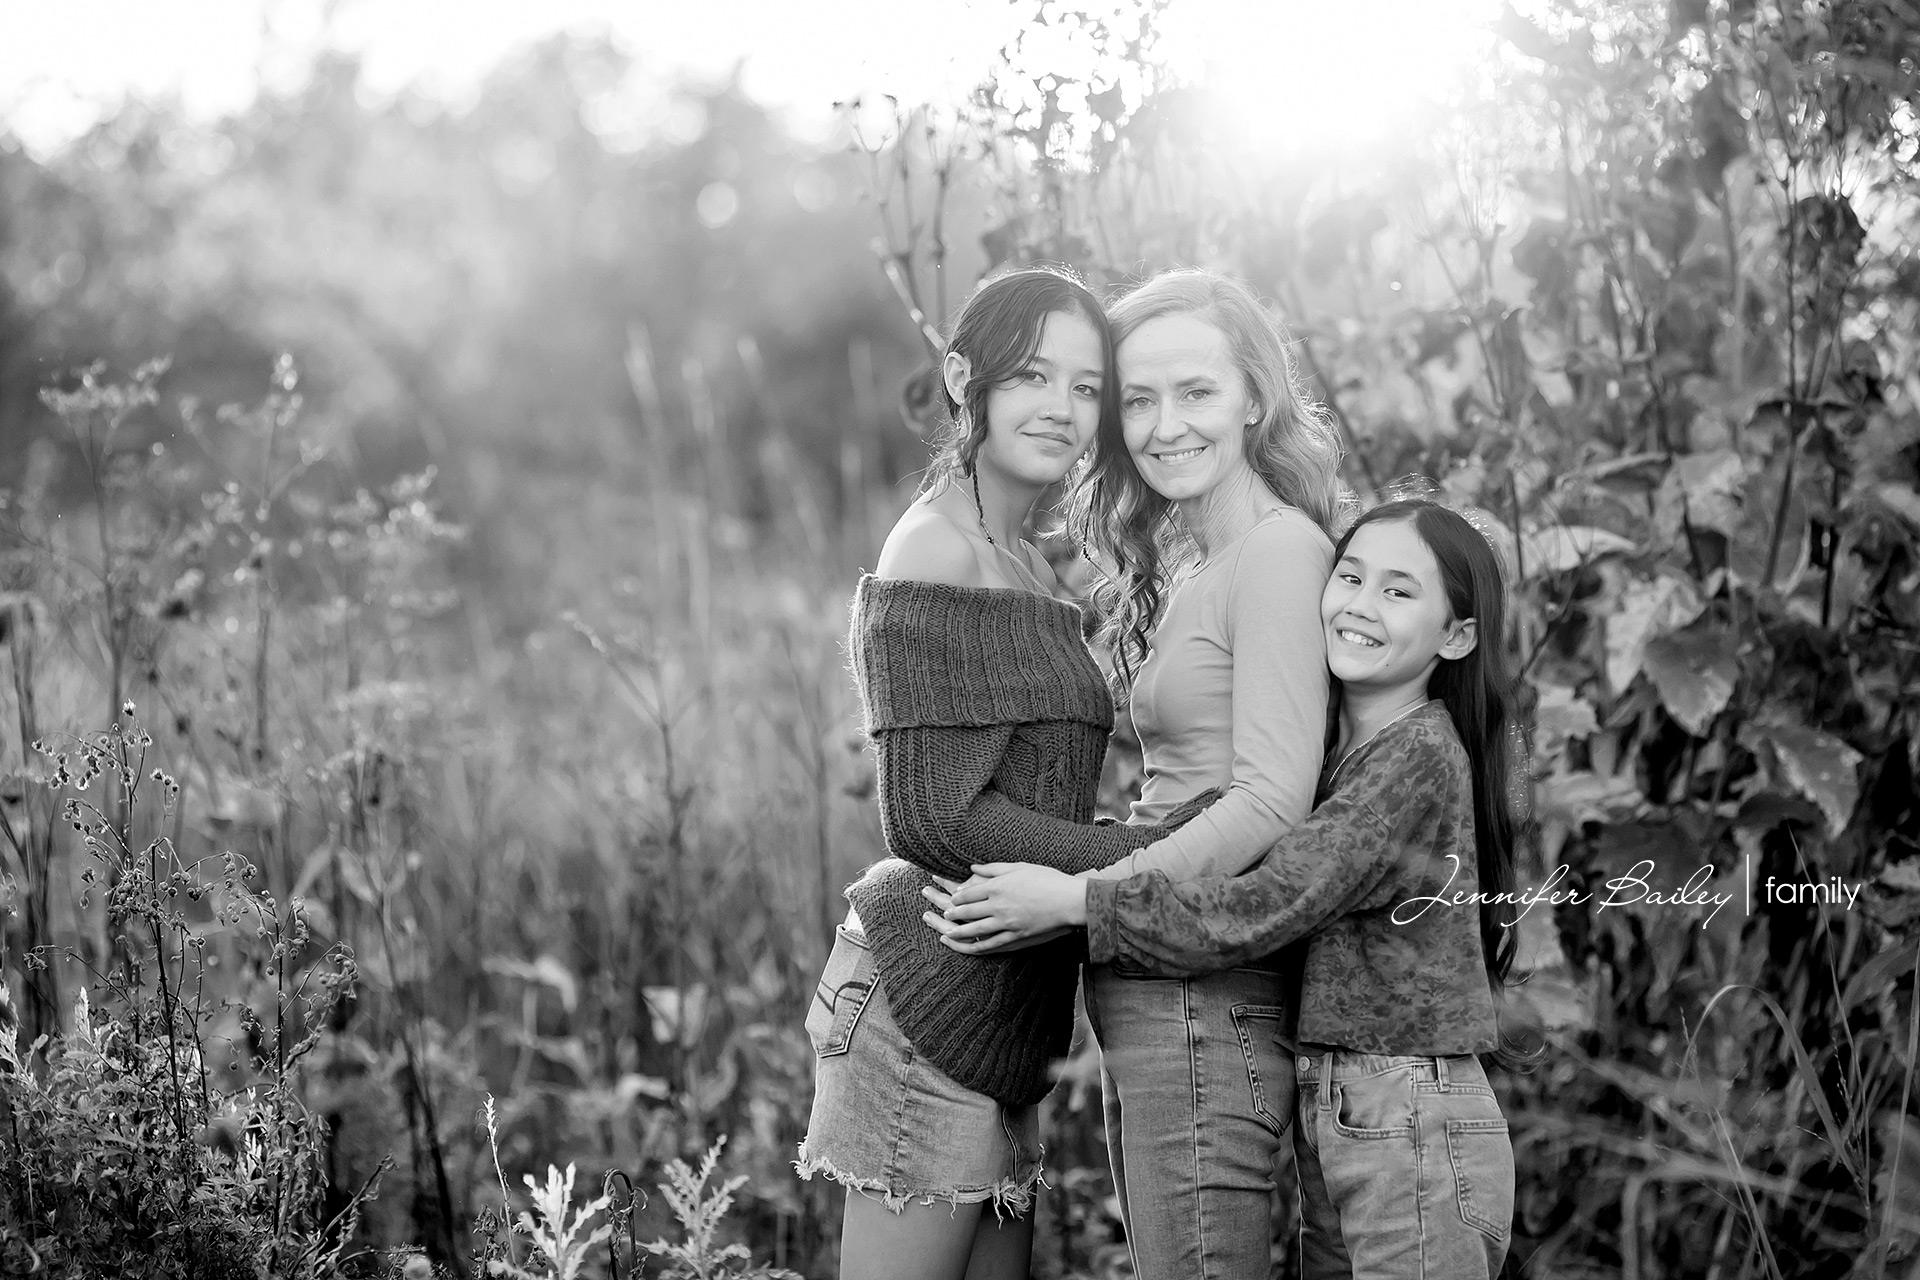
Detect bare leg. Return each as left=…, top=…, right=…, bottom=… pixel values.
left=839, top=1189, right=985, bottom=1280
left=962, top=1205, right=1035, bottom=1280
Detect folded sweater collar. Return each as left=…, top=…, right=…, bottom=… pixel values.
left=849, top=574, right=1114, bottom=733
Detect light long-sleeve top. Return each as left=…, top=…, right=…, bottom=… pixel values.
left=1088, top=507, right=1333, bottom=885
left=1085, top=701, right=1499, bottom=1055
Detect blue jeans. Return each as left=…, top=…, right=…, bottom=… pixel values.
left=1085, top=964, right=1294, bottom=1280
left=1294, top=1047, right=1513, bottom=1279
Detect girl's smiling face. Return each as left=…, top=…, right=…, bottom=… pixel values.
left=959, top=307, right=1106, bottom=488
left=1322, top=518, right=1478, bottom=692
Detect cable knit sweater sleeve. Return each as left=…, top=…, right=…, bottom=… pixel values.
left=875, top=724, right=1181, bottom=880
left=850, top=576, right=1212, bottom=882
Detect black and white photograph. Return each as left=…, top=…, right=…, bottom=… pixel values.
left=0, top=1, right=1917, bottom=1276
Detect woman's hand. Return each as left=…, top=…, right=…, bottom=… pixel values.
left=919, top=863, right=1087, bottom=955
left=921, top=875, right=1076, bottom=953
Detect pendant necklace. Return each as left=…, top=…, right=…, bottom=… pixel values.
left=1331, top=699, right=1430, bottom=782
left=972, top=471, right=1050, bottom=594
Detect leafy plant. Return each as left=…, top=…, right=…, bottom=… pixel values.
left=485, top=1163, right=613, bottom=1280
left=637, top=1137, right=801, bottom=1280
left=0, top=705, right=370, bottom=1278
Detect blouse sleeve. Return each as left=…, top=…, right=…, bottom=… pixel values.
left=1085, top=516, right=1332, bottom=884
left=1083, top=742, right=1444, bottom=974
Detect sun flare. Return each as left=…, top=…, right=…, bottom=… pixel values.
left=1155, top=0, right=1502, bottom=157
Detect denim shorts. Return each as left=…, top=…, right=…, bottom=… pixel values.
left=794, top=920, right=1043, bottom=1218
left=1294, top=1046, right=1513, bottom=1279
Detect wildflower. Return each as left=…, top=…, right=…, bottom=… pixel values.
left=122, top=701, right=135, bottom=717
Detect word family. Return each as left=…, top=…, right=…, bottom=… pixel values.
left=1760, top=875, right=1863, bottom=910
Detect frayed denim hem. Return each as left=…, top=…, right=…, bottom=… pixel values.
left=793, top=1144, right=1044, bottom=1222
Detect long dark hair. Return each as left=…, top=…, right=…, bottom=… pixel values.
left=1333, top=499, right=1521, bottom=994
left=1069, top=270, right=1343, bottom=693
left=924, top=265, right=1117, bottom=490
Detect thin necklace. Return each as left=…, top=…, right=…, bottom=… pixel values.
left=971, top=471, right=1049, bottom=594
left=1331, top=699, right=1430, bottom=780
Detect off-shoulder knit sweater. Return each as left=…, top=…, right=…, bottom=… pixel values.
left=843, top=575, right=1193, bottom=1107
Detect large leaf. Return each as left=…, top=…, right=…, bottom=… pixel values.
left=1728, top=449, right=1810, bottom=591
left=1567, top=451, right=1670, bottom=493
left=1641, top=620, right=1739, bottom=735
left=1536, top=769, right=1644, bottom=827
left=1655, top=447, right=1745, bottom=540
left=1736, top=722, right=1863, bottom=837
left=1522, top=524, right=1638, bottom=574
left=1604, top=570, right=1707, bottom=694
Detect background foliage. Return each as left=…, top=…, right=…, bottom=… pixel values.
left=2, top=1, right=1918, bottom=1275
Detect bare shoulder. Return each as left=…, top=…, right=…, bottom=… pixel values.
left=876, top=505, right=987, bottom=587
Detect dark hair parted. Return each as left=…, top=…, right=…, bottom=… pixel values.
left=1332, top=499, right=1521, bottom=997
left=1069, top=270, right=1345, bottom=693
left=923, top=265, right=1117, bottom=490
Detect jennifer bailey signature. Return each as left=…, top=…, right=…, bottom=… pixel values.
left=1393, top=856, right=1736, bottom=927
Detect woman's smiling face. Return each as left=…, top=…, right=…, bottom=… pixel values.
left=1116, top=313, right=1257, bottom=504
left=1321, top=518, right=1476, bottom=691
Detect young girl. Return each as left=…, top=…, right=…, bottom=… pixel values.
left=797, top=266, right=1218, bottom=1280
left=933, top=498, right=1521, bottom=1277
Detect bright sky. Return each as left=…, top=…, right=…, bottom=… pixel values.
left=0, top=0, right=1500, bottom=158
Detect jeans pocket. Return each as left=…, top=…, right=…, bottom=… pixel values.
left=1229, top=1004, right=1294, bottom=1138
left=805, top=927, right=876, bottom=1059
left=1446, top=1117, right=1514, bottom=1241
left=1331, top=1069, right=1417, bottom=1139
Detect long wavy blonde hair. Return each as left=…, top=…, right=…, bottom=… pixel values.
left=1067, top=269, right=1345, bottom=693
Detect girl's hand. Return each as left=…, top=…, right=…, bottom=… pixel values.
left=921, top=875, right=1074, bottom=953
left=924, top=863, right=1086, bottom=954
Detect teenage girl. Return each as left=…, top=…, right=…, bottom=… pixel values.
left=797, top=266, right=1214, bottom=1280
left=933, top=498, right=1522, bottom=1278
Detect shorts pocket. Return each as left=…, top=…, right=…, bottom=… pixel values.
left=1331, top=1068, right=1417, bottom=1139
left=806, top=927, right=876, bottom=1059
left=1229, top=1004, right=1294, bottom=1138
left=1447, top=1117, right=1514, bottom=1241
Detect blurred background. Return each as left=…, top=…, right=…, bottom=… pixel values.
left=1, top=1, right=1917, bottom=1276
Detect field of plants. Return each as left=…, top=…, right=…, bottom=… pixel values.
left=1, top=1, right=1918, bottom=1276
